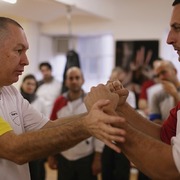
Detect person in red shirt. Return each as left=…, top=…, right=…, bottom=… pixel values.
left=84, top=1, right=180, bottom=179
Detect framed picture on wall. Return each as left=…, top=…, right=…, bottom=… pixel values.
left=115, top=40, right=159, bottom=71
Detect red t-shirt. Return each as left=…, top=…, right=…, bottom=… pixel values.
left=139, top=80, right=155, bottom=100
left=50, top=96, right=68, bottom=120
left=160, top=103, right=180, bottom=144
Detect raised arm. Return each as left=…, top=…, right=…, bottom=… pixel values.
left=107, top=80, right=162, bottom=140
left=117, top=102, right=161, bottom=140
left=0, top=99, right=125, bottom=164
left=84, top=80, right=180, bottom=179
left=109, top=80, right=180, bottom=179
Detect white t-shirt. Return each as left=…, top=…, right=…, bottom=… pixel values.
left=127, top=90, right=136, bottom=109
left=36, top=78, right=62, bottom=117
left=57, top=96, right=104, bottom=161
left=147, top=83, right=163, bottom=108
left=31, top=97, right=49, bottom=117
left=0, top=85, right=49, bottom=180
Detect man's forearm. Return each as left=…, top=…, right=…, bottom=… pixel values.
left=0, top=115, right=90, bottom=164
left=43, top=113, right=87, bottom=128
left=116, top=102, right=161, bottom=140
left=120, top=124, right=179, bottom=179
left=173, top=93, right=180, bottom=105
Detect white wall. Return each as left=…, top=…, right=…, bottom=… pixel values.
left=41, top=0, right=173, bottom=40
left=13, top=0, right=179, bottom=89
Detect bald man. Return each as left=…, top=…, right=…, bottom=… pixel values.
left=149, top=60, right=180, bottom=124
left=49, top=67, right=104, bottom=180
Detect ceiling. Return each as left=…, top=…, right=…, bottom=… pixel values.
left=0, top=0, right=107, bottom=23
left=0, top=0, right=174, bottom=24
left=0, top=0, right=174, bottom=38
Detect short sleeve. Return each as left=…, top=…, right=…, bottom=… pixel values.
left=160, top=105, right=177, bottom=144
left=171, top=133, right=180, bottom=173
left=0, top=117, right=12, bottom=136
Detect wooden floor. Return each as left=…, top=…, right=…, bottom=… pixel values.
left=45, top=163, right=139, bottom=180
left=45, top=163, right=57, bottom=180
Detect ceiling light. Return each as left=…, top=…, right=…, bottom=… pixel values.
left=1, top=0, right=17, bottom=4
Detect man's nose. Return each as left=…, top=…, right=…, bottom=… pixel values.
left=166, top=30, right=175, bottom=45
left=21, top=53, right=29, bottom=66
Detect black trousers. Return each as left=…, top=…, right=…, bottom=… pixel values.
left=57, top=154, right=97, bottom=180
left=101, top=145, right=130, bottom=180
left=29, top=159, right=46, bottom=180
left=138, top=171, right=151, bottom=180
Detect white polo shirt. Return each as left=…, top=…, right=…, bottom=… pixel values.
left=0, top=85, right=49, bottom=180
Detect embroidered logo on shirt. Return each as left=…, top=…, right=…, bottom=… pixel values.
left=10, top=111, right=20, bottom=126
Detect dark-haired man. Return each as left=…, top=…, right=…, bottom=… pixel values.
left=37, top=62, right=62, bottom=117
left=85, top=1, right=180, bottom=179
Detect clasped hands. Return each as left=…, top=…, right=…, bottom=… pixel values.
left=84, top=80, right=129, bottom=152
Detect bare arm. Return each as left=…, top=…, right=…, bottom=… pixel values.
left=0, top=100, right=125, bottom=164
left=107, top=80, right=162, bottom=140
left=0, top=116, right=88, bottom=164
left=162, top=80, right=180, bottom=105
left=42, top=112, right=87, bottom=128
left=117, top=102, right=161, bottom=140
left=85, top=81, right=180, bottom=179
left=138, top=99, right=149, bottom=115
left=120, top=124, right=180, bottom=180
left=109, top=80, right=180, bottom=178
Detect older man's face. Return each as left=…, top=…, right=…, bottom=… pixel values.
left=0, top=23, right=29, bottom=87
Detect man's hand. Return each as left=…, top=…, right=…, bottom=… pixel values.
left=84, top=99, right=126, bottom=153
left=48, top=155, right=58, bottom=170
left=84, top=84, right=119, bottom=115
left=161, top=80, right=178, bottom=96
left=106, top=80, right=129, bottom=107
